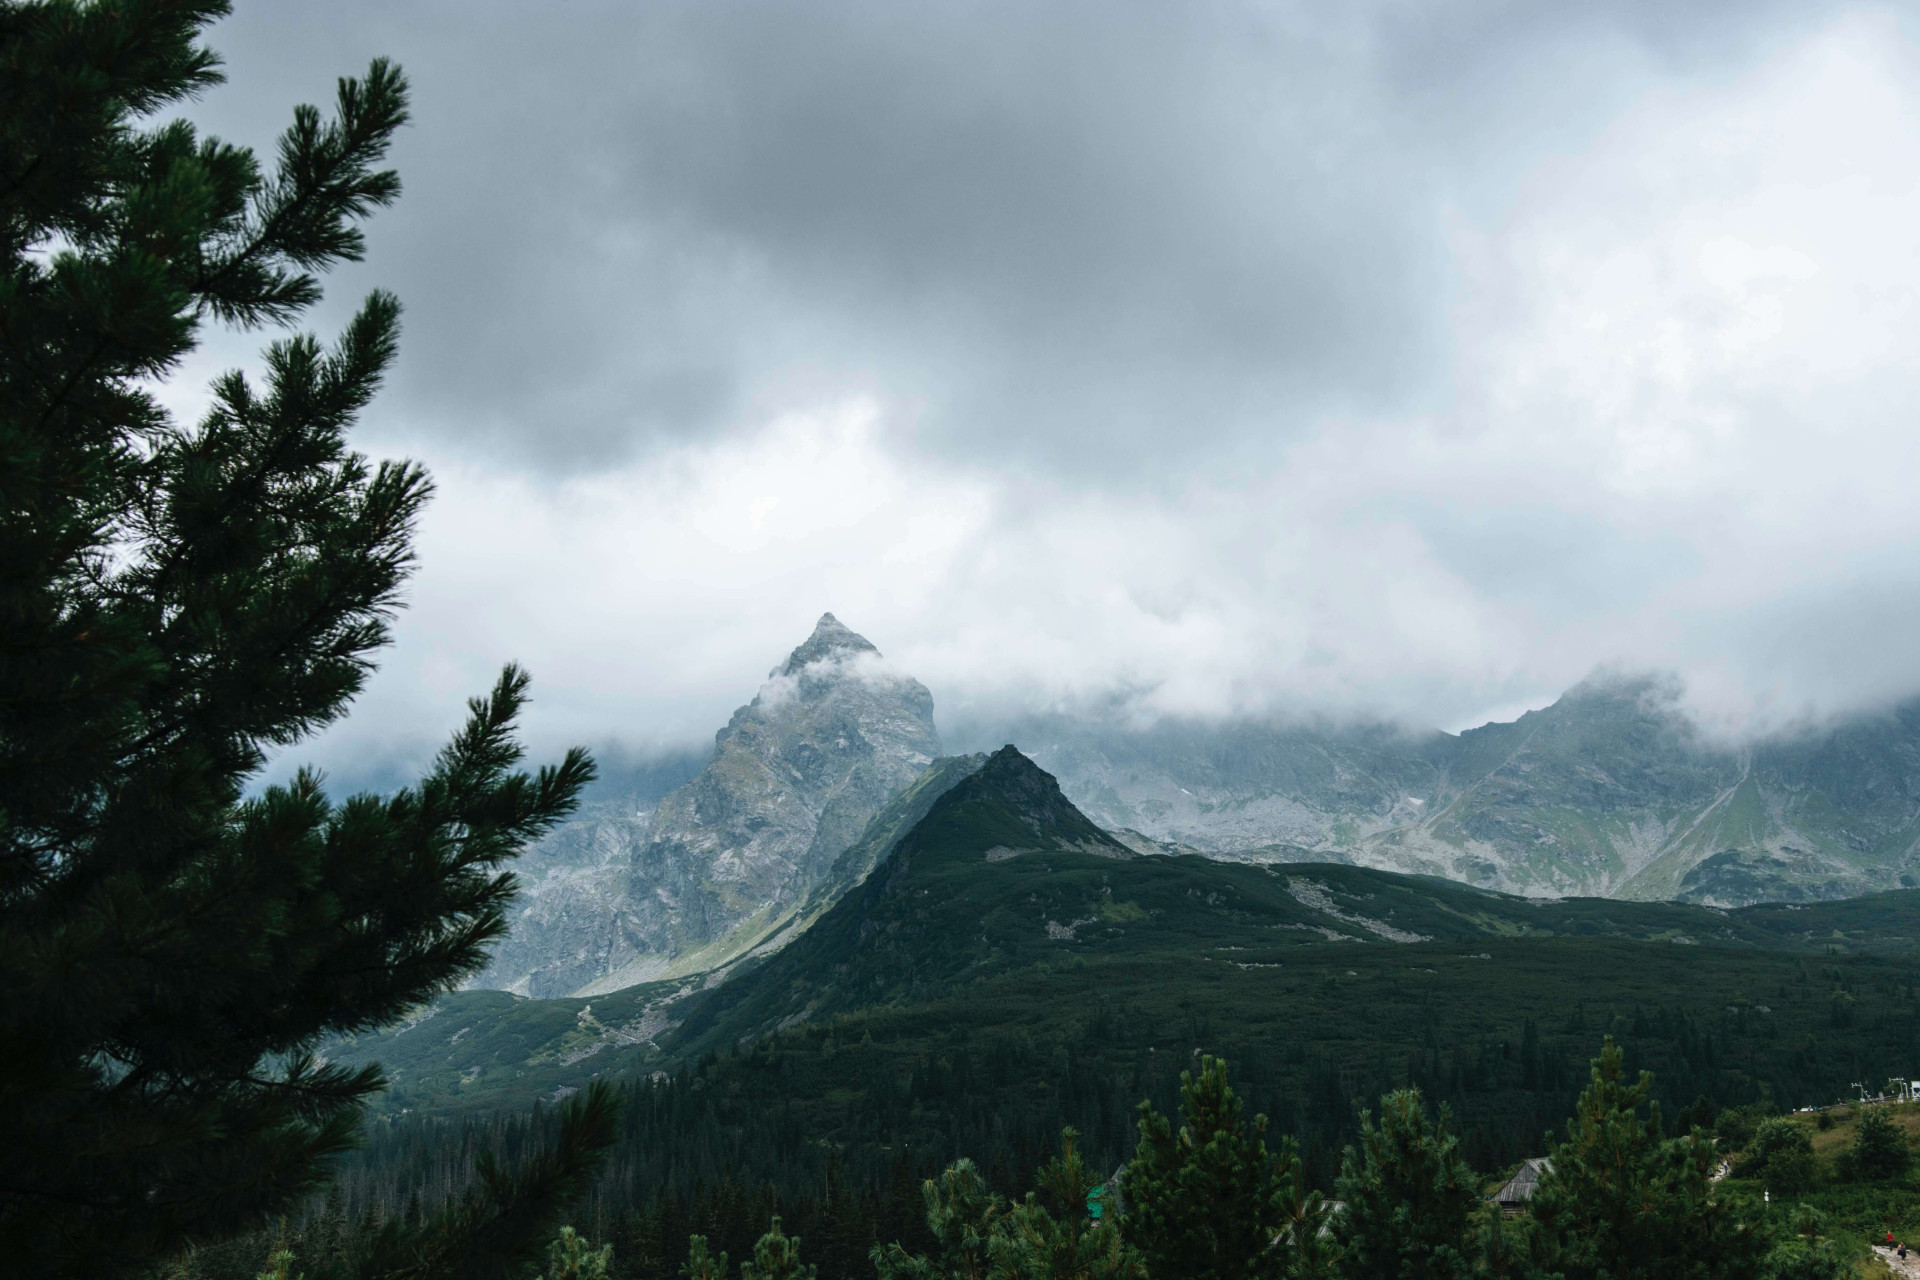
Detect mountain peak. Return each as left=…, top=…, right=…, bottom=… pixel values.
left=890, top=744, right=1133, bottom=866
left=974, top=743, right=1064, bottom=796
left=774, top=612, right=882, bottom=677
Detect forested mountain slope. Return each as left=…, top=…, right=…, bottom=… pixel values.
left=331, top=748, right=1920, bottom=1122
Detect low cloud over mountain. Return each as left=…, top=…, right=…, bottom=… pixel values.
left=182, top=2, right=1920, bottom=790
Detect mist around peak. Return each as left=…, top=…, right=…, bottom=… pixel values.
left=772, top=612, right=880, bottom=678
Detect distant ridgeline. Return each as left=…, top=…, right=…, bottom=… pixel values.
left=325, top=743, right=1920, bottom=1252
left=315, top=619, right=1920, bottom=1280
left=474, top=619, right=1920, bottom=1008
left=1008, top=675, right=1920, bottom=905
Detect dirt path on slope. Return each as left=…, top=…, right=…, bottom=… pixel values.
left=1876, top=1245, right=1920, bottom=1278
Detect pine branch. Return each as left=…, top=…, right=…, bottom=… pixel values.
left=0, top=10, right=601, bottom=1273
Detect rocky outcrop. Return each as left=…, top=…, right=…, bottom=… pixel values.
left=467, top=798, right=658, bottom=998
left=474, top=614, right=942, bottom=997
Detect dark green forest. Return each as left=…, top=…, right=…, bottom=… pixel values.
left=176, top=1035, right=1920, bottom=1280
left=172, top=933, right=1920, bottom=1279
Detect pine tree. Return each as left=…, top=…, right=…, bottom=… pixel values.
left=1270, top=1139, right=1339, bottom=1280
left=1000, top=1128, right=1146, bottom=1280
left=1474, top=1205, right=1549, bottom=1280
left=871, top=1159, right=1008, bottom=1280
left=1847, top=1106, right=1910, bottom=1180
left=259, top=1252, right=306, bottom=1280
left=546, top=1226, right=615, bottom=1280
left=740, top=1217, right=817, bottom=1280
left=683, top=1235, right=730, bottom=1280
left=1332, top=1088, right=1476, bottom=1280
left=1119, top=1056, right=1285, bottom=1280
left=314, top=1187, right=352, bottom=1272
left=1527, top=1040, right=1766, bottom=1280
left=286, top=1085, right=621, bottom=1280
left=813, top=1153, right=875, bottom=1280
left=0, top=2, right=607, bottom=1275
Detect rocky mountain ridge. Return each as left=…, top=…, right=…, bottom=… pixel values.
left=473, top=614, right=942, bottom=996
left=477, top=618, right=1920, bottom=1001
left=330, top=745, right=1920, bottom=1117
left=1017, top=675, right=1920, bottom=904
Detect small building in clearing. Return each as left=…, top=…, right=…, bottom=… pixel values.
left=1494, top=1158, right=1553, bottom=1216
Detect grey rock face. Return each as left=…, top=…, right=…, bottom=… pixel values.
left=470, top=799, right=657, bottom=997
left=1367, top=677, right=1920, bottom=902
left=1009, top=714, right=1453, bottom=854
left=474, top=614, right=941, bottom=997
left=1014, top=675, right=1920, bottom=904
left=805, top=752, right=990, bottom=912
left=477, top=639, right=1920, bottom=984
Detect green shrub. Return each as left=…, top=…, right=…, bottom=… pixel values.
left=1740, top=1119, right=1815, bottom=1179
left=1757, top=1207, right=1851, bottom=1280
left=1848, top=1108, right=1910, bottom=1181
left=1765, top=1145, right=1819, bottom=1198
left=1716, top=1108, right=1759, bottom=1151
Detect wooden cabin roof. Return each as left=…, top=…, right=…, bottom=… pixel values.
left=1495, top=1157, right=1553, bottom=1205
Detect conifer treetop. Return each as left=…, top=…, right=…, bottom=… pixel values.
left=0, top=3, right=605, bottom=1274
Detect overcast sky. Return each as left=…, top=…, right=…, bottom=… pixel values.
left=167, top=1, right=1920, bottom=784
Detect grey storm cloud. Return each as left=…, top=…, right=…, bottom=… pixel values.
left=173, top=1, right=1920, bottom=788
left=197, top=0, right=1831, bottom=472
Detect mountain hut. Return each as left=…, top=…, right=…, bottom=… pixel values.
left=1494, top=1158, right=1553, bottom=1216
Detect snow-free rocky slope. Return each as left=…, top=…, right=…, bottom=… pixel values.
left=1017, top=675, right=1920, bottom=905
left=473, top=614, right=943, bottom=996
